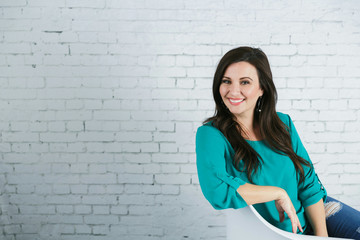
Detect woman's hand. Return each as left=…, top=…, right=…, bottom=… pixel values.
left=275, top=190, right=303, bottom=234
left=237, top=183, right=303, bottom=234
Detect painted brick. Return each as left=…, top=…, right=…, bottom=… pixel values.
left=118, top=174, right=153, bottom=184
left=1, top=2, right=360, bottom=240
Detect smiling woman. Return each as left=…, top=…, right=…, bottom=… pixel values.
left=195, top=46, right=360, bottom=239
left=219, top=62, right=263, bottom=141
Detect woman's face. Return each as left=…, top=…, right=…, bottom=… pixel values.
left=219, top=61, right=263, bottom=121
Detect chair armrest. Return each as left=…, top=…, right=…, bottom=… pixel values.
left=225, top=205, right=352, bottom=240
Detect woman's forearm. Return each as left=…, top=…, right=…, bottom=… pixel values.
left=237, top=183, right=303, bottom=234
left=304, top=199, right=328, bottom=237
left=236, top=183, right=285, bottom=205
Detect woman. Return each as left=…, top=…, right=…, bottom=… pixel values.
left=196, top=46, right=360, bottom=238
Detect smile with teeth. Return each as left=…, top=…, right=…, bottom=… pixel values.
left=228, top=98, right=245, bottom=105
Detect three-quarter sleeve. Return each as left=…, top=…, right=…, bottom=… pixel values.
left=196, top=125, right=248, bottom=210
left=286, top=115, right=327, bottom=208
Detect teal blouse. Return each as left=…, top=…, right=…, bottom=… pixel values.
left=195, top=112, right=327, bottom=234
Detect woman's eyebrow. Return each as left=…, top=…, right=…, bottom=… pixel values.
left=222, top=76, right=253, bottom=81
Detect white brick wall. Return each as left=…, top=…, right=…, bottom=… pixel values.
left=0, top=0, right=360, bottom=239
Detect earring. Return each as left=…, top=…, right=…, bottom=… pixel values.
left=257, top=96, right=263, bottom=112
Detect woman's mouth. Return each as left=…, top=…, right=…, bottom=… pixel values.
left=228, top=98, right=245, bottom=106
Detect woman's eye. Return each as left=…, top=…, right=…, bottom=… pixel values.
left=241, top=81, right=250, bottom=85
left=221, top=79, right=231, bottom=84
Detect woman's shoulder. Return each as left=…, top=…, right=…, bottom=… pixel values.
left=196, top=121, right=226, bottom=140
left=197, top=121, right=219, bottom=133
left=276, top=112, right=292, bottom=127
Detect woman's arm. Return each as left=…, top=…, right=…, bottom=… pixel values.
left=237, top=183, right=303, bottom=234
left=237, top=182, right=284, bottom=204
left=304, top=198, right=328, bottom=237
left=284, top=114, right=328, bottom=234
left=196, top=125, right=249, bottom=210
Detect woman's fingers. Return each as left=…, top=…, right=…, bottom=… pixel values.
left=298, top=222, right=303, bottom=233
left=292, top=221, right=297, bottom=234
left=275, top=191, right=304, bottom=234
left=277, top=205, right=298, bottom=232
left=288, top=213, right=299, bottom=233
left=288, top=212, right=303, bottom=234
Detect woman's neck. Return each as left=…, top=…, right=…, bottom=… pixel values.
left=236, top=115, right=262, bottom=141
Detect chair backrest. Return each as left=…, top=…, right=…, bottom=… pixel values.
left=225, top=205, right=350, bottom=240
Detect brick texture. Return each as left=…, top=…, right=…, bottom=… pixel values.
left=1, top=0, right=360, bottom=239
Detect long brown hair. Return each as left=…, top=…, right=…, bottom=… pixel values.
left=204, top=46, right=310, bottom=184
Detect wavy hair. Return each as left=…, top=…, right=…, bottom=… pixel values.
left=204, top=46, right=310, bottom=184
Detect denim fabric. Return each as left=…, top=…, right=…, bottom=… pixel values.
left=304, top=196, right=360, bottom=239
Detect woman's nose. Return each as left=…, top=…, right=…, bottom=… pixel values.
left=229, top=83, right=242, bottom=95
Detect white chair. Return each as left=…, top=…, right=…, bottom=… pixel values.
left=225, top=205, right=351, bottom=240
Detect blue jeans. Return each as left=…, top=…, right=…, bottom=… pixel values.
left=304, top=196, right=360, bottom=239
